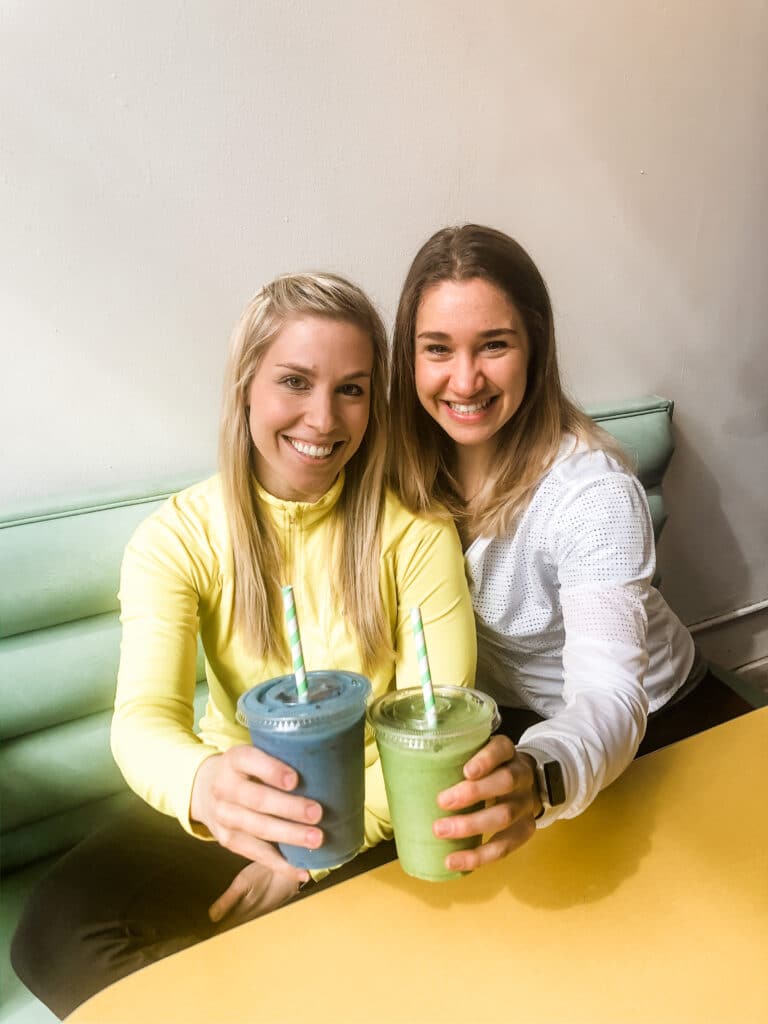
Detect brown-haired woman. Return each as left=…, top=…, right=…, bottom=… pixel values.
left=388, top=223, right=751, bottom=869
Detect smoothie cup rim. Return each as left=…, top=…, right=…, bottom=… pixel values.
left=367, top=685, right=499, bottom=747
left=237, top=670, right=371, bottom=733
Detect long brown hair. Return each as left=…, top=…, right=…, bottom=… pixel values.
left=388, top=224, right=627, bottom=540
left=219, top=273, right=391, bottom=669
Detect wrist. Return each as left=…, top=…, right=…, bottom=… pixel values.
left=519, top=751, right=566, bottom=819
left=518, top=753, right=544, bottom=819
left=190, top=753, right=221, bottom=826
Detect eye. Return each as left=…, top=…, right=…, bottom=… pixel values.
left=339, top=383, right=365, bottom=397
left=280, top=375, right=309, bottom=390
left=423, top=343, right=450, bottom=356
left=484, top=339, right=509, bottom=352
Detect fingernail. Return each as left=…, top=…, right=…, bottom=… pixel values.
left=433, top=819, right=451, bottom=838
left=438, top=791, right=457, bottom=809
left=305, top=803, right=322, bottom=823
left=283, top=771, right=297, bottom=789
left=306, top=829, right=323, bottom=848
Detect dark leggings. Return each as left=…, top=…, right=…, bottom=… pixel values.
left=10, top=801, right=396, bottom=1020
left=11, top=668, right=753, bottom=1019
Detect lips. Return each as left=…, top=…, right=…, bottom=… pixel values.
left=443, top=396, right=497, bottom=416
left=285, top=436, right=340, bottom=459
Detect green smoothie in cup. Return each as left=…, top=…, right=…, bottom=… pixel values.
left=368, top=686, right=499, bottom=882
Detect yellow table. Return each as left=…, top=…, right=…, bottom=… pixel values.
left=67, top=709, right=768, bottom=1024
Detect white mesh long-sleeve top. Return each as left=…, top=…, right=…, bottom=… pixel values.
left=467, top=437, right=694, bottom=823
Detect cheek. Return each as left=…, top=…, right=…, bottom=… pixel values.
left=356, top=399, right=371, bottom=435
left=347, top=398, right=371, bottom=446
left=246, top=406, right=258, bottom=445
left=506, top=354, right=529, bottom=397
left=247, top=397, right=277, bottom=450
left=414, top=359, right=435, bottom=404
left=520, top=357, right=531, bottom=396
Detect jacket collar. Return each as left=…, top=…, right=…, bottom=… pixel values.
left=254, top=470, right=345, bottom=527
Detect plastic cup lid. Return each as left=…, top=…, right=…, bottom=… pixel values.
left=237, top=670, right=371, bottom=732
left=367, top=685, right=499, bottom=749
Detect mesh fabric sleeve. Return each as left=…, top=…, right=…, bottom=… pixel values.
left=516, top=471, right=654, bottom=823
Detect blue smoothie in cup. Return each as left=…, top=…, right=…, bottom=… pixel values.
left=237, top=671, right=371, bottom=870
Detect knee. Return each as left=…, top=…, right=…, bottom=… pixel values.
left=10, top=875, right=66, bottom=1008
left=10, top=888, right=51, bottom=1004
left=10, top=869, right=101, bottom=1018
left=9, top=915, right=32, bottom=985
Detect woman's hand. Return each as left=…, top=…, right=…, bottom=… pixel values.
left=433, top=735, right=542, bottom=872
left=208, top=860, right=302, bottom=930
left=190, top=745, right=323, bottom=884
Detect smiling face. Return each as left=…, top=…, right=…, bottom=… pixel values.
left=247, top=316, right=373, bottom=503
left=414, top=277, right=530, bottom=466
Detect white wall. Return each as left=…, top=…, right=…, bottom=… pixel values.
left=2, top=1, right=766, bottom=650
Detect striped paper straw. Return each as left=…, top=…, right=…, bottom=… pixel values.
left=411, top=607, right=437, bottom=728
left=282, top=585, right=308, bottom=703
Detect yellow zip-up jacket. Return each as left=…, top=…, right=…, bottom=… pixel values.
left=111, top=472, right=476, bottom=850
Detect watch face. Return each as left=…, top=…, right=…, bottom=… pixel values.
left=543, top=760, right=566, bottom=806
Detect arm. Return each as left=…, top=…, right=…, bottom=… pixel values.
left=111, top=503, right=218, bottom=827
left=515, top=471, right=652, bottom=823
left=111, top=500, right=318, bottom=886
left=436, top=469, right=654, bottom=866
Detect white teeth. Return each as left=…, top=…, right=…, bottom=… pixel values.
left=448, top=399, right=492, bottom=414
left=288, top=438, right=335, bottom=458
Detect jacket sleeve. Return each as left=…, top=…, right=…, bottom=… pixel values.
left=361, top=512, right=478, bottom=847
left=516, top=472, right=653, bottom=825
left=111, top=503, right=219, bottom=835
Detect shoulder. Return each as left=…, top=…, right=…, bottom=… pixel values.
left=165, top=474, right=225, bottom=521
left=538, top=438, right=645, bottom=511
left=380, top=489, right=463, bottom=557
left=127, top=474, right=227, bottom=568
left=539, top=442, right=653, bottom=568
left=137, top=474, right=223, bottom=532
left=379, top=490, right=469, bottom=597
left=548, top=436, right=632, bottom=486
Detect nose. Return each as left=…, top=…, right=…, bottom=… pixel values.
left=450, top=352, right=484, bottom=397
left=303, top=388, right=338, bottom=435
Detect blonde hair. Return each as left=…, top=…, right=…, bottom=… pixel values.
left=389, top=225, right=629, bottom=540
left=219, top=272, right=391, bottom=669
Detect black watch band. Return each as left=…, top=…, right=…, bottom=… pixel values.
left=533, top=759, right=566, bottom=815
left=542, top=760, right=566, bottom=805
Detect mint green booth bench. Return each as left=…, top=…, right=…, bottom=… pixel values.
left=0, top=397, right=762, bottom=1023
left=1, top=475, right=205, bottom=1024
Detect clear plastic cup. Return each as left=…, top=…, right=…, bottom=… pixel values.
left=368, top=686, right=499, bottom=881
left=237, top=670, right=371, bottom=870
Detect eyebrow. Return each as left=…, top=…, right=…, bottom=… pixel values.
left=416, top=328, right=518, bottom=341
left=275, top=362, right=372, bottom=380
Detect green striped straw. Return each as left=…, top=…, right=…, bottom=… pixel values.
left=282, top=585, right=308, bottom=703
left=411, top=606, right=437, bottom=728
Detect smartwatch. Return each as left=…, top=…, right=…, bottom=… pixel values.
left=533, top=759, right=566, bottom=817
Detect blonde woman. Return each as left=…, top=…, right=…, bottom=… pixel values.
left=388, top=224, right=751, bottom=868
left=13, top=273, right=476, bottom=1019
